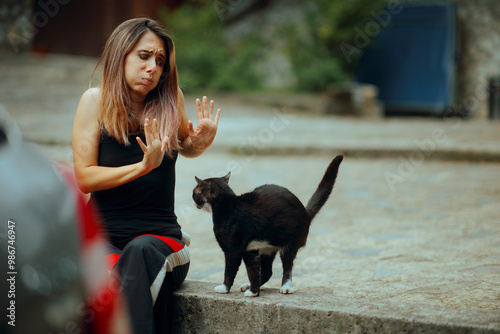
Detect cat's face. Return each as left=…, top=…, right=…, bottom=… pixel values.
left=193, top=173, right=231, bottom=213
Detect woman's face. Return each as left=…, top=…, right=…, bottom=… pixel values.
left=124, top=30, right=166, bottom=102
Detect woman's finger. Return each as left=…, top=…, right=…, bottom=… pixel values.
left=152, top=118, right=160, bottom=141
left=161, top=136, right=169, bottom=152
left=208, top=100, right=215, bottom=120
left=202, top=96, right=208, bottom=118
left=136, top=136, right=148, bottom=153
left=144, top=119, right=153, bottom=145
left=187, top=120, right=195, bottom=136
left=195, top=98, right=203, bottom=121
left=214, top=108, right=221, bottom=126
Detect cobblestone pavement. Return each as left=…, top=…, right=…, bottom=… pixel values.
left=1, top=54, right=500, bottom=324
left=175, top=152, right=500, bottom=312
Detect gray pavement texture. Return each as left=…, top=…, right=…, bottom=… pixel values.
left=174, top=280, right=499, bottom=333
left=1, top=53, right=500, bottom=331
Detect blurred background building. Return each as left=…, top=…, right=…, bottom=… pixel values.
left=1, top=0, right=499, bottom=119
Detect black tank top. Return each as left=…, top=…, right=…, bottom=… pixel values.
left=89, top=132, right=181, bottom=249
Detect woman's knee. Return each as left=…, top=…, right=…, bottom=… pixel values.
left=125, top=235, right=157, bottom=249
left=122, top=235, right=186, bottom=258
left=120, top=235, right=163, bottom=263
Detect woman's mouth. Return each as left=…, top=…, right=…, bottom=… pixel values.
left=142, top=78, right=153, bottom=85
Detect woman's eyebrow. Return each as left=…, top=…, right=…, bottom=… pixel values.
left=139, top=49, right=165, bottom=55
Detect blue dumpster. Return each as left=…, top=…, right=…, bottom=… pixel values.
left=356, top=3, right=456, bottom=116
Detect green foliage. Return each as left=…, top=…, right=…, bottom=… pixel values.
left=209, top=37, right=262, bottom=91
left=159, top=3, right=262, bottom=92
left=283, top=0, right=388, bottom=91
left=159, top=0, right=388, bottom=92
left=282, top=21, right=347, bottom=92
left=293, top=56, right=346, bottom=92
left=312, top=0, right=388, bottom=72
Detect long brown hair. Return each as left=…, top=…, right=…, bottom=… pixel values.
left=93, top=18, right=180, bottom=157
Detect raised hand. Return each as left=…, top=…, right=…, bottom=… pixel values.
left=188, top=96, right=221, bottom=150
left=137, top=118, right=168, bottom=173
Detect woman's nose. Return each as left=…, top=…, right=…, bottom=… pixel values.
left=146, top=59, right=157, bottom=72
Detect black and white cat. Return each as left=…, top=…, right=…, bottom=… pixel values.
left=192, top=155, right=343, bottom=297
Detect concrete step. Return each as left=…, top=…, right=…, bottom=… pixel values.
left=174, top=280, right=500, bottom=334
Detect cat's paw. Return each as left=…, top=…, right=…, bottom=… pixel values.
left=240, top=283, right=251, bottom=292
left=280, top=286, right=294, bottom=294
left=244, top=289, right=259, bottom=297
left=214, top=284, right=229, bottom=294
left=280, top=281, right=294, bottom=294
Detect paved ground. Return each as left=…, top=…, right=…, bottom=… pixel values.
left=178, top=153, right=499, bottom=310
left=1, top=53, right=500, bottom=329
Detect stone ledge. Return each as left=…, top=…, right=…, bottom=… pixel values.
left=174, top=280, right=500, bottom=334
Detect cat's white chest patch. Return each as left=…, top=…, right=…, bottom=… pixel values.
left=246, top=240, right=279, bottom=255
left=201, top=203, right=212, bottom=213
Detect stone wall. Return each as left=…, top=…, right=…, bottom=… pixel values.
left=455, top=0, right=500, bottom=119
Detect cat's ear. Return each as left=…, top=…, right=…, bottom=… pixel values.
left=222, top=172, right=231, bottom=183
left=195, top=176, right=204, bottom=185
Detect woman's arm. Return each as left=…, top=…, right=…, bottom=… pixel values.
left=177, top=89, right=221, bottom=158
left=72, top=88, right=167, bottom=194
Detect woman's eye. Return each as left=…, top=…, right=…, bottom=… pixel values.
left=157, top=60, right=165, bottom=67
left=139, top=53, right=149, bottom=60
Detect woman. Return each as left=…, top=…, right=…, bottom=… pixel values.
left=72, top=18, right=221, bottom=333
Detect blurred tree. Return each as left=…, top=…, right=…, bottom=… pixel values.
left=159, top=1, right=263, bottom=92
left=160, top=0, right=387, bottom=92
left=283, top=0, right=388, bottom=91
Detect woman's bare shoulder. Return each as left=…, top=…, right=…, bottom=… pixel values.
left=76, top=87, right=101, bottom=118
left=81, top=87, right=101, bottom=105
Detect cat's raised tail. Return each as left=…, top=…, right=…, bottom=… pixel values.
left=305, top=155, right=343, bottom=220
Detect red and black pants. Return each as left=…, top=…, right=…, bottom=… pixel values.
left=107, top=234, right=190, bottom=334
